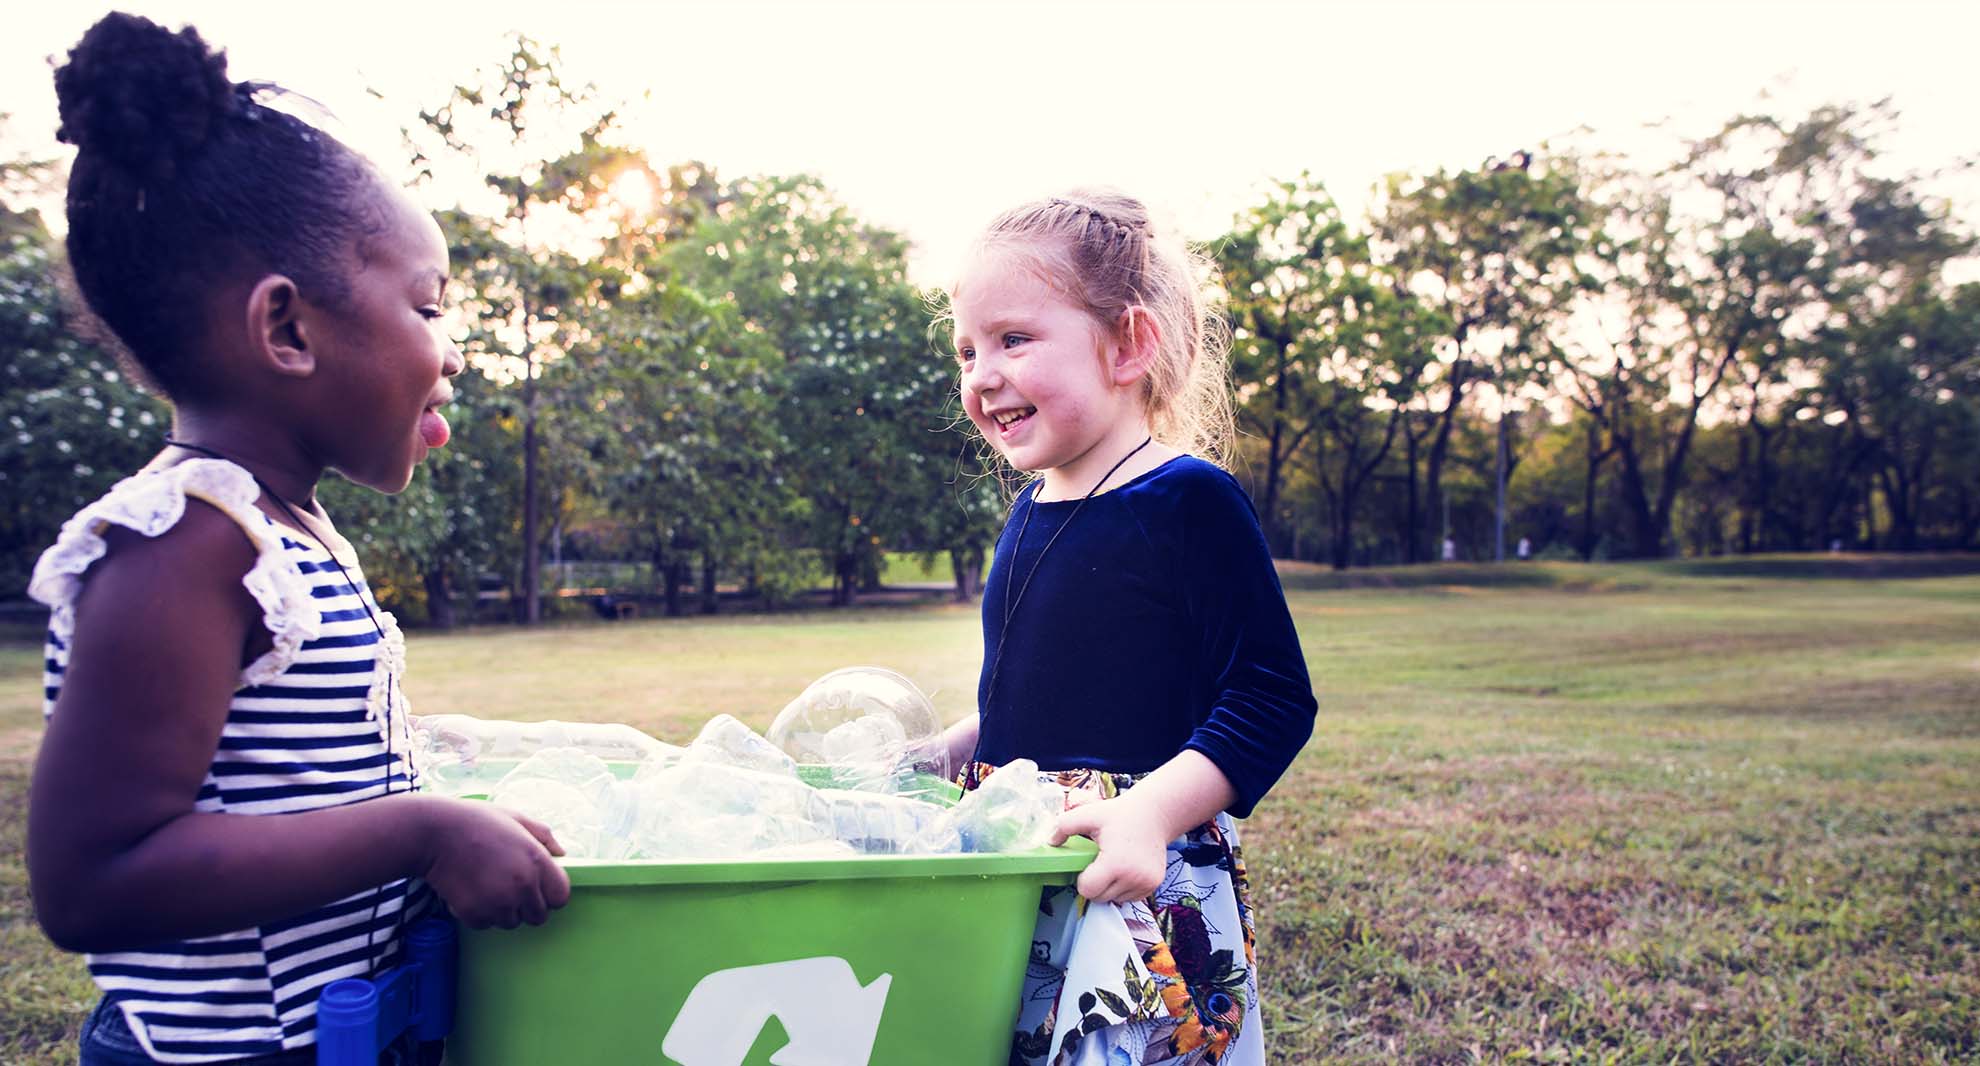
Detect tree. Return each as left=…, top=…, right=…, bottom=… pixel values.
left=1675, top=105, right=1916, bottom=553
left=0, top=177, right=169, bottom=593
left=674, top=175, right=957, bottom=606
left=1543, top=156, right=1759, bottom=560
left=1375, top=151, right=1592, bottom=562
left=1570, top=103, right=1975, bottom=557
left=1822, top=283, right=1980, bottom=549
left=1306, top=269, right=1431, bottom=570
left=1215, top=177, right=1369, bottom=552
left=407, top=36, right=639, bottom=623
left=568, top=218, right=793, bottom=616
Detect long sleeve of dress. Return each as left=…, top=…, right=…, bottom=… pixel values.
left=1176, top=469, right=1318, bottom=818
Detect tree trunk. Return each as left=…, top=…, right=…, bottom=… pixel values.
left=422, top=566, right=455, bottom=630
left=832, top=553, right=857, bottom=607
left=1579, top=421, right=1606, bottom=561
left=1738, top=413, right=1777, bottom=554
left=1735, top=427, right=1755, bottom=554
left=1881, top=466, right=1917, bottom=551
left=950, top=545, right=983, bottom=603
left=1613, top=427, right=1663, bottom=558
left=1403, top=423, right=1422, bottom=564
left=1493, top=413, right=1508, bottom=563
left=1860, top=479, right=1879, bottom=550
left=1321, top=407, right=1400, bottom=572
left=1423, top=368, right=1469, bottom=563
left=1815, top=429, right=1864, bottom=549
left=1257, top=334, right=1295, bottom=552
left=1753, top=420, right=1775, bottom=552
left=520, top=358, right=541, bottom=625
left=1953, top=482, right=1979, bottom=549
left=700, top=553, right=719, bottom=615
left=1648, top=340, right=1744, bottom=556
left=664, top=558, right=687, bottom=617
left=1331, top=505, right=1353, bottom=571
left=1262, top=413, right=1284, bottom=552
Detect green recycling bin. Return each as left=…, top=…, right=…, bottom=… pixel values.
left=449, top=843, right=1095, bottom=1065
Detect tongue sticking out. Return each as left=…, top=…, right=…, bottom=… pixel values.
left=419, top=409, right=451, bottom=449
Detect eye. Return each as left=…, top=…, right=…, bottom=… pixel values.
left=418, top=306, right=444, bottom=321
left=956, top=346, right=976, bottom=364
left=1002, top=333, right=1027, bottom=349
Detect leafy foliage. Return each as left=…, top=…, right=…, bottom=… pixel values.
left=0, top=225, right=168, bottom=594
left=4, top=72, right=1976, bottom=606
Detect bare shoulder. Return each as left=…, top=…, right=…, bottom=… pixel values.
left=76, top=496, right=264, bottom=627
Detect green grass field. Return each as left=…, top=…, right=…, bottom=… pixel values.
left=2, top=557, right=1976, bottom=1063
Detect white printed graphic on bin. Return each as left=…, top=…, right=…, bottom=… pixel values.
left=662, top=956, right=892, bottom=1066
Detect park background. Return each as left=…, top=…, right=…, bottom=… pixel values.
left=2, top=1, right=1978, bottom=1062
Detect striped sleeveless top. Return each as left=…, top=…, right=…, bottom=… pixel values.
left=29, top=458, right=437, bottom=1063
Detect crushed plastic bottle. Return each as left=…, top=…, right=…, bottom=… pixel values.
left=488, top=776, right=604, bottom=858
left=938, top=759, right=1065, bottom=854
left=412, top=715, right=680, bottom=798
left=681, top=714, right=800, bottom=778
left=485, top=748, right=620, bottom=858
left=766, top=667, right=949, bottom=790
left=814, top=788, right=957, bottom=855
left=623, top=762, right=831, bottom=858
left=820, top=713, right=909, bottom=767
left=416, top=691, right=1070, bottom=860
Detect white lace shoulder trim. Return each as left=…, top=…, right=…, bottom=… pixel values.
left=26, top=459, right=324, bottom=688
left=367, top=606, right=406, bottom=724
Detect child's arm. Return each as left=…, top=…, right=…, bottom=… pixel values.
left=940, top=713, right=981, bottom=776
left=1051, top=470, right=1316, bottom=904
left=1050, top=749, right=1235, bottom=903
left=28, top=508, right=570, bottom=952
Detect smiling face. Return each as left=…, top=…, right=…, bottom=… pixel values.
left=307, top=185, right=465, bottom=493
left=952, top=244, right=1153, bottom=498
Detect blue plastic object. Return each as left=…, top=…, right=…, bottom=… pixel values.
left=315, top=918, right=457, bottom=1065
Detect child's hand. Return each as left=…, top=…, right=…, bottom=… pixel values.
left=419, top=798, right=571, bottom=929
left=1051, top=793, right=1170, bottom=904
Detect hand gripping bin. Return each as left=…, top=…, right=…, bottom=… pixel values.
left=448, top=843, right=1095, bottom=1066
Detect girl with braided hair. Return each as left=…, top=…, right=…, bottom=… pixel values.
left=940, top=190, right=1316, bottom=1064
left=28, top=13, right=570, bottom=1063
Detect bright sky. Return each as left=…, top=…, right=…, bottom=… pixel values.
left=5, top=0, right=1977, bottom=283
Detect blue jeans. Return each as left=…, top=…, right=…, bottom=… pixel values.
left=80, top=997, right=437, bottom=1066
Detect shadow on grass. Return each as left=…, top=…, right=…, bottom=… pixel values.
left=1275, top=552, right=1980, bottom=593
left=1646, top=552, right=1980, bottom=581
left=1278, top=561, right=1565, bottom=592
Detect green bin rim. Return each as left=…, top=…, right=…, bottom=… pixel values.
left=559, top=839, right=1096, bottom=887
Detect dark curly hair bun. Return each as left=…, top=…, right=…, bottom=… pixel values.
left=55, top=11, right=375, bottom=401
left=54, top=12, right=238, bottom=183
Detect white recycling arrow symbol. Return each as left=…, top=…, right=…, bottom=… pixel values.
left=662, top=956, right=891, bottom=1066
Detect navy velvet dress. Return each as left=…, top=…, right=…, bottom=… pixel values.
left=974, top=455, right=1316, bottom=817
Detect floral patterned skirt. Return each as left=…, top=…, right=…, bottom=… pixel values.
left=961, top=764, right=1263, bottom=1066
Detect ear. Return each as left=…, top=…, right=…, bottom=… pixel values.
left=245, top=275, right=315, bottom=378
left=1108, top=306, right=1161, bottom=387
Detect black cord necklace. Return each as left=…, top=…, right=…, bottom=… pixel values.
left=163, top=438, right=409, bottom=977
left=965, top=435, right=1154, bottom=789
left=163, top=439, right=389, bottom=654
